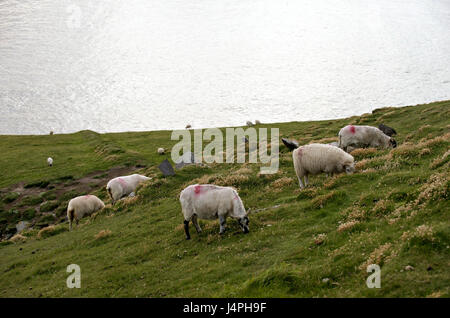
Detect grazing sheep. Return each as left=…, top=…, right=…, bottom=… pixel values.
left=106, top=174, right=151, bottom=204
left=67, top=195, right=105, bottom=230
left=47, top=157, right=53, bottom=166
left=255, top=120, right=261, bottom=125
left=157, top=147, right=165, bottom=155
left=246, top=121, right=254, bottom=127
left=293, top=143, right=355, bottom=189
left=49, top=131, right=54, bottom=135
left=338, top=125, right=397, bottom=152
left=179, top=184, right=249, bottom=239
left=378, top=124, right=397, bottom=137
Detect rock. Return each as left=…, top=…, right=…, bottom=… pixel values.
left=322, top=278, right=330, bottom=283
left=158, top=159, right=175, bottom=176
left=157, top=148, right=165, bottom=155
left=405, top=265, right=414, bottom=271
left=128, top=192, right=135, bottom=197
left=281, top=138, right=299, bottom=151
left=427, top=266, right=433, bottom=271
left=15, top=221, right=29, bottom=233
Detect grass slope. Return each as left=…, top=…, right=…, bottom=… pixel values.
left=0, top=101, right=449, bottom=297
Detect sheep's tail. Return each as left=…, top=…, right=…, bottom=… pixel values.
left=107, top=186, right=114, bottom=205
left=67, top=207, right=75, bottom=231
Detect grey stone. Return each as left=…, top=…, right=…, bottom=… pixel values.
left=159, top=159, right=175, bottom=176
left=16, top=221, right=29, bottom=233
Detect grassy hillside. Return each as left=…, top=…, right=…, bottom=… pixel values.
left=0, top=101, right=449, bottom=297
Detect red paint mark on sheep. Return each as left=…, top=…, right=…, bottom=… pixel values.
left=297, top=147, right=303, bottom=157
left=194, top=185, right=202, bottom=195
left=118, top=178, right=127, bottom=187
left=349, top=125, right=356, bottom=134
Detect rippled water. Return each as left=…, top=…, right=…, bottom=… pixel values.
left=1, top=0, right=449, bottom=135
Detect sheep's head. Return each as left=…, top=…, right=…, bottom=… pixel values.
left=345, top=162, right=355, bottom=174
left=390, top=138, right=397, bottom=148
left=238, top=216, right=249, bottom=234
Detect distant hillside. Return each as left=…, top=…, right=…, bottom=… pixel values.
left=0, top=100, right=449, bottom=297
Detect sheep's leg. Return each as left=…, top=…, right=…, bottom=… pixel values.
left=192, top=215, right=202, bottom=234
left=304, top=174, right=309, bottom=186
left=69, top=221, right=72, bottom=231
left=297, top=176, right=305, bottom=189
left=219, top=215, right=226, bottom=234
left=184, top=219, right=191, bottom=240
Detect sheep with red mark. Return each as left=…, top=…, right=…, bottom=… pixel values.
left=67, top=195, right=105, bottom=230
left=293, top=143, right=355, bottom=189
left=106, top=174, right=151, bottom=204
left=179, top=184, right=249, bottom=239
left=47, top=157, right=53, bottom=166
left=338, top=125, right=397, bottom=152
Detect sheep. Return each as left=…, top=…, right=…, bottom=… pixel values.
left=106, top=174, right=151, bottom=204
left=157, top=147, right=165, bottom=155
left=255, top=120, right=261, bottom=125
left=47, top=157, right=53, bottom=166
left=246, top=121, right=254, bottom=127
left=179, top=184, right=249, bottom=239
left=67, top=195, right=105, bottom=230
left=338, top=125, right=397, bottom=152
left=378, top=124, right=397, bottom=137
left=292, top=143, right=355, bottom=189
left=185, top=124, right=192, bottom=129
left=49, top=131, right=54, bottom=135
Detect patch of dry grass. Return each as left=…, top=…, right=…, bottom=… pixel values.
left=95, top=229, right=112, bottom=240
left=430, top=150, right=450, bottom=169
left=337, top=220, right=359, bottom=233
left=37, top=225, right=55, bottom=239
left=9, top=233, right=27, bottom=242
left=359, top=243, right=393, bottom=270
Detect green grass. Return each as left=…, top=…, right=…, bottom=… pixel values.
left=0, top=100, right=449, bottom=298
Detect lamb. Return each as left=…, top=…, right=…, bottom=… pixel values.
left=338, top=125, right=397, bottom=152
left=179, top=184, right=249, bottom=239
left=157, top=147, right=165, bottom=155
left=47, top=157, right=53, bottom=166
left=67, top=195, right=105, bottom=230
left=378, top=124, right=397, bottom=137
left=292, top=143, right=355, bottom=189
left=106, top=174, right=151, bottom=204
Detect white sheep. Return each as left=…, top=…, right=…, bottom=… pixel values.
left=106, top=174, right=151, bottom=204
left=47, top=157, right=53, bottom=166
left=179, top=184, right=249, bottom=239
left=67, top=195, right=105, bottom=230
left=292, top=143, right=355, bottom=189
left=338, top=125, right=397, bottom=152
left=157, top=147, right=165, bottom=155
left=255, top=120, right=261, bottom=125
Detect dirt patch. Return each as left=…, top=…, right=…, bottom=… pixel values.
left=0, top=165, right=142, bottom=239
